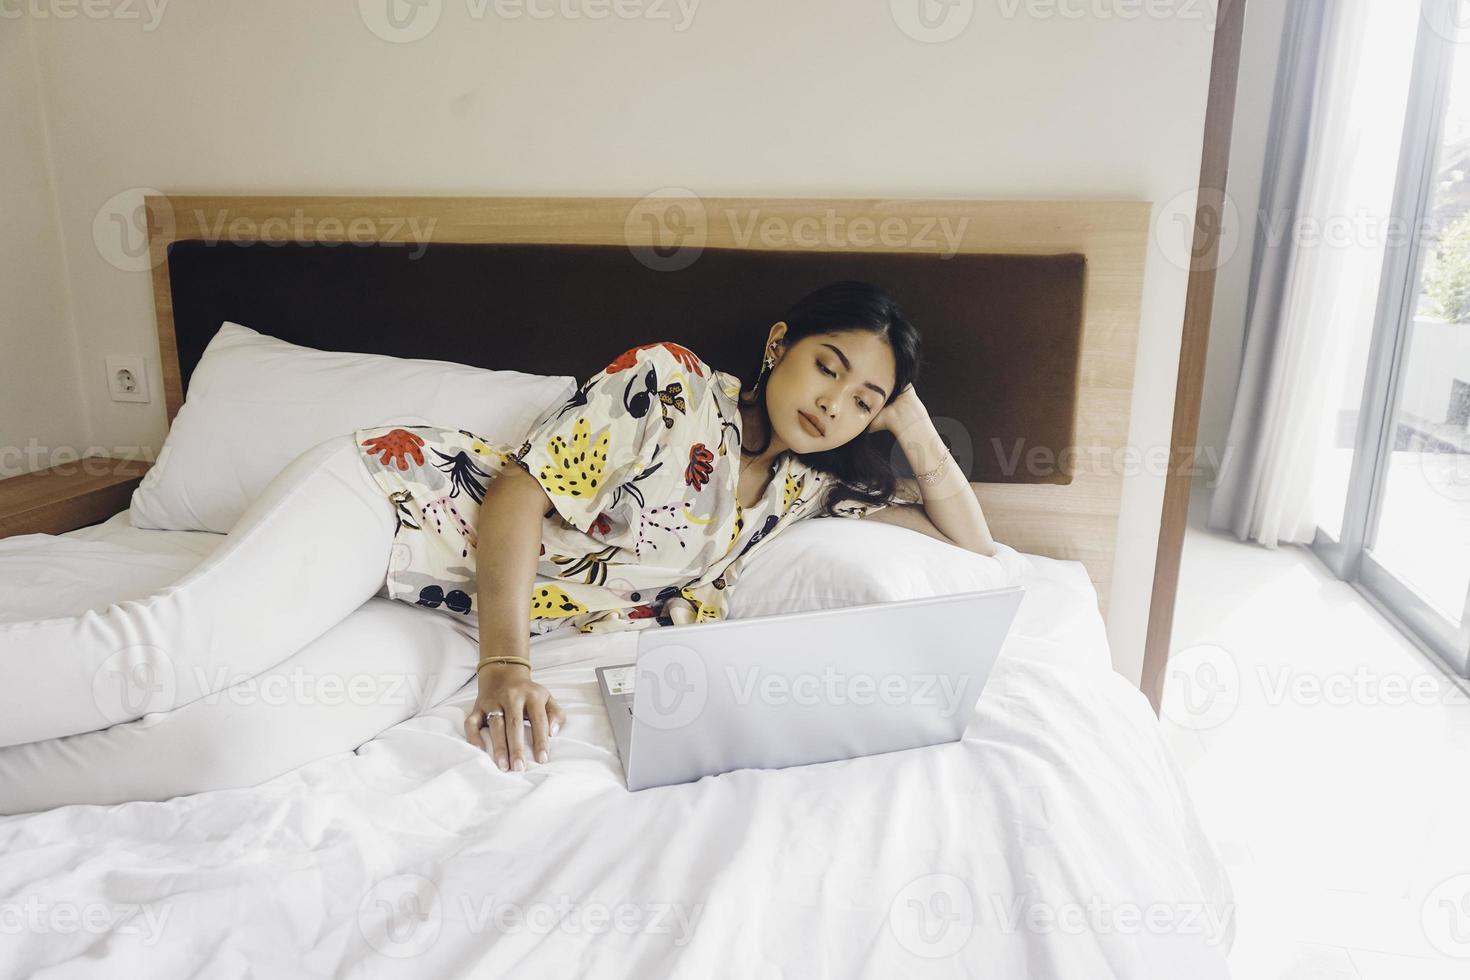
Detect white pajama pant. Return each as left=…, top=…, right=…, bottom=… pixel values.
left=0, top=435, right=405, bottom=805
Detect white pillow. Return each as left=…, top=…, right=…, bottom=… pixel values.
left=130, top=321, right=577, bottom=532
left=726, top=516, right=1025, bottom=619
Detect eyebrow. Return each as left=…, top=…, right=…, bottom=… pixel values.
left=821, top=343, right=889, bottom=400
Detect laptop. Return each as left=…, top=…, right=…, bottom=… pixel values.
left=595, top=586, right=1024, bottom=790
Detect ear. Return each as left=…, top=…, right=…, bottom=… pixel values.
left=767, top=321, right=789, bottom=355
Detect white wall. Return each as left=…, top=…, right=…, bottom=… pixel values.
left=0, top=17, right=90, bottom=478
left=17, top=0, right=1221, bottom=684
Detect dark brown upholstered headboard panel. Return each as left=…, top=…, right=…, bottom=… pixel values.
left=164, top=240, right=1085, bottom=485
left=145, top=194, right=1151, bottom=614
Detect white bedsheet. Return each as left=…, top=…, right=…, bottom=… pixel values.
left=0, top=512, right=1234, bottom=978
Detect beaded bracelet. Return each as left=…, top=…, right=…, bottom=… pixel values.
left=477, top=654, right=531, bottom=675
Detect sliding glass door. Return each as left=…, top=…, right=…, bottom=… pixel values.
left=1313, top=0, right=1470, bottom=676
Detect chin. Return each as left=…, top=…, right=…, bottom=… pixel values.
left=776, top=427, right=809, bottom=450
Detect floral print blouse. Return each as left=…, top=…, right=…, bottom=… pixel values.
left=354, top=341, right=903, bottom=636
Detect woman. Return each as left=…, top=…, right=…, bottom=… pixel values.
left=0, top=281, right=995, bottom=783
left=353, top=280, right=996, bottom=772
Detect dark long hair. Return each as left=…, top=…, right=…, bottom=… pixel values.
left=738, top=280, right=923, bottom=517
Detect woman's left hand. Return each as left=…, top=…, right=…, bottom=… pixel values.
left=869, top=384, right=926, bottom=434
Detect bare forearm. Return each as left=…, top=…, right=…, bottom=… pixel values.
left=888, top=413, right=995, bottom=557
left=474, top=465, right=551, bottom=660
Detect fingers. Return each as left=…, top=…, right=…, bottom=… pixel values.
left=526, top=692, right=551, bottom=765
left=504, top=695, right=529, bottom=772
left=463, top=708, right=488, bottom=751
left=472, top=688, right=566, bottom=773
left=485, top=709, right=510, bottom=772
left=546, top=695, right=566, bottom=737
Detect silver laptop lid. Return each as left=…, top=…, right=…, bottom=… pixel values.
left=622, top=586, right=1023, bottom=791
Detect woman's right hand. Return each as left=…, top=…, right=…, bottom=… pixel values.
left=463, top=663, right=566, bottom=772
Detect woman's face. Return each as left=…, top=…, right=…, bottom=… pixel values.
left=764, top=327, right=898, bottom=452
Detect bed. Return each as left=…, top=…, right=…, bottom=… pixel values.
left=0, top=195, right=1234, bottom=976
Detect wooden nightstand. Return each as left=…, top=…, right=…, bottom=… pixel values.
left=0, top=458, right=152, bottom=539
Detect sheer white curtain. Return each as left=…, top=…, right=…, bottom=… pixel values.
left=1209, top=0, right=1418, bottom=547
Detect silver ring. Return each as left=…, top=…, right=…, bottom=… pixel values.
left=485, top=709, right=505, bottom=719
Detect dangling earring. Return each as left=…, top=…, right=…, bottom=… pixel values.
left=757, top=342, right=776, bottom=387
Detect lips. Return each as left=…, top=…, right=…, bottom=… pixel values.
left=799, top=411, right=826, bottom=437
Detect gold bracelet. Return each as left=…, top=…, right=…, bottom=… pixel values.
left=916, top=447, right=954, bottom=486
left=476, top=655, right=531, bottom=674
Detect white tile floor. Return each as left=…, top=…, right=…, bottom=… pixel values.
left=1162, top=484, right=1470, bottom=979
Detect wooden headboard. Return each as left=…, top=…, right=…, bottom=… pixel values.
left=144, top=195, right=1149, bottom=614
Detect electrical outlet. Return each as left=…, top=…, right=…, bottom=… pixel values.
left=105, top=354, right=150, bottom=403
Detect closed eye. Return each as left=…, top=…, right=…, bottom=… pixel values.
left=819, top=360, right=872, bottom=413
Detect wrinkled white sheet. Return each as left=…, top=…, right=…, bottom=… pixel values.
left=0, top=512, right=1233, bottom=978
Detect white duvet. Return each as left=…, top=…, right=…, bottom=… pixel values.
left=0, top=512, right=1233, bottom=978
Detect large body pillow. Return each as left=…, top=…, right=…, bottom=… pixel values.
left=726, top=517, right=1025, bottom=619
left=130, top=322, right=577, bottom=532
